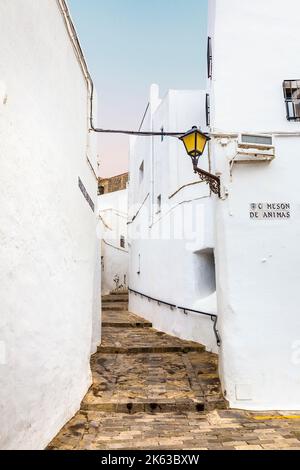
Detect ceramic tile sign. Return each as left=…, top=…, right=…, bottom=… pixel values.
left=250, top=203, right=291, bottom=220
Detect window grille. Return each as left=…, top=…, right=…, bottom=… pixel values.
left=206, top=94, right=210, bottom=127
left=120, top=236, right=125, bottom=249
left=207, top=37, right=212, bottom=79
left=283, top=80, right=300, bottom=121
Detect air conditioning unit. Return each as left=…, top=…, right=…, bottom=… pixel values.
left=235, top=133, right=275, bottom=162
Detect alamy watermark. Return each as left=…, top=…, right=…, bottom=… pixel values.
left=97, top=199, right=208, bottom=251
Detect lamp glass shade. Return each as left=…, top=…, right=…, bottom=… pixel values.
left=180, top=128, right=210, bottom=158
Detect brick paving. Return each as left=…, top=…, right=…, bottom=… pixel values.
left=48, top=294, right=300, bottom=450
left=48, top=410, right=300, bottom=450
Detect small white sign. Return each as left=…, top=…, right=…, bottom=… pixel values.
left=250, top=203, right=291, bottom=220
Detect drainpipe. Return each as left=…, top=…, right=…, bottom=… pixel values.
left=57, top=0, right=100, bottom=183
left=56, top=0, right=95, bottom=130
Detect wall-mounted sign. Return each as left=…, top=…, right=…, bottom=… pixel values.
left=78, top=177, right=95, bottom=213
left=250, top=203, right=291, bottom=220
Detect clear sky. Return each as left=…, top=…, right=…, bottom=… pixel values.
left=68, top=0, right=208, bottom=177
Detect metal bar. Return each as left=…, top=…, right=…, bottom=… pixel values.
left=129, top=288, right=176, bottom=310
left=177, top=306, right=216, bottom=319
left=178, top=307, right=221, bottom=347
left=91, top=128, right=185, bottom=137
left=128, top=288, right=221, bottom=346
left=213, top=318, right=222, bottom=348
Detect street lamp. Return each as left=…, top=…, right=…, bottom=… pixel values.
left=92, top=122, right=221, bottom=197
left=179, top=127, right=221, bottom=197
left=179, top=126, right=210, bottom=167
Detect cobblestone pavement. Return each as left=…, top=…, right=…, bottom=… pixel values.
left=48, top=294, right=300, bottom=450
left=48, top=410, right=300, bottom=450
left=99, top=327, right=205, bottom=354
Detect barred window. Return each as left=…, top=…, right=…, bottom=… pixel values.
left=206, top=94, right=210, bottom=127
left=283, top=80, right=300, bottom=121
left=120, top=236, right=125, bottom=249
left=207, top=37, right=212, bottom=79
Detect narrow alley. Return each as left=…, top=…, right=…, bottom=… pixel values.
left=48, top=296, right=300, bottom=451
left=3, top=0, right=300, bottom=454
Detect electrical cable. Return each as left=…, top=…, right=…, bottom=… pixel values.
left=58, top=2, right=300, bottom=141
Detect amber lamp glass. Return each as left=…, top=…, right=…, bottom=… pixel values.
left=179, top=127, right=210, bottom=158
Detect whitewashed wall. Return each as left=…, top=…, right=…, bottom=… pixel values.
left=0, top=0, right=100, bottom=449
left=99, top=190, right=129, bottom=295
left=129, top=86, right=218, bottom=352
left=208, top=0, right=300, bottom=410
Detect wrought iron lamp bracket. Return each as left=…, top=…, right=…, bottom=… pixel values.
left=191, top=158, right=221, bottom=198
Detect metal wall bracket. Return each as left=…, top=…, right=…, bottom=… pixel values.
left=194, top=166, right=221, bottom=198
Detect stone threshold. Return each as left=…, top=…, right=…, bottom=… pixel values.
left=81, top=399, right=206, bottom=414
left=102, top=303, right=129, bottom=311
left=102, top=321, right=152, bottom=328
left=98, top=345, right=205, bottom=354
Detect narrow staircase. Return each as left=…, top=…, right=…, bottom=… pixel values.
left=81, top=292, right=226, bottom=414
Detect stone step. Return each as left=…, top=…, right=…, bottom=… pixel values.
left=102, top=294, right=129, bottom=303
left=81, top=399, right=205, bottom=413
left=110, top=290, right=128, bottom=295
left=81, top=352, right=209, bottom=414
left=102, top=302, right=128, bottom=311
left=102, top=311, right=152, bottom=329
left=99, top=327, right=205, bottom=354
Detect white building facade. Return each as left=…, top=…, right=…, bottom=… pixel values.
left=129, top=0, right=300, bottom=411
left=0, top=0, right=101, bottom=450
left=129, top=85, right=218, bottom=352
left=99, top=188, right=129, bottom=295
left=209, top=0, right=300, bottom=410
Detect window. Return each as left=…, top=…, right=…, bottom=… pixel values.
left=283, top=80, right=300, bottom=121
left=207, top=37, right=213, bottom=79
left=157, top=195, right=162, bottom=214
left=240, top=134, right=273, bottom=146
left=206, top=94, right=210, bottom=127
left=120, top=236, right=125, bottom=249
left=139, top=161, right=144, bottom=184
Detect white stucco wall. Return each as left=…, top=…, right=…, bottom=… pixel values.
left=0, top=0, right=100, bottom=449
left=209, top=0, right=300, bottom=133
left=208, top=0, right=300, bottom=409
left=128, top=86, right=218, bottom=352
left=99, top=189, right=129, bottom=295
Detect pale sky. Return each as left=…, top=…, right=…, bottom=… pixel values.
left=68, top=0, right=208, bottom=177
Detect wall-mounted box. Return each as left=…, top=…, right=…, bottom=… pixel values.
left=234, top=133, right=275, bottom=163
